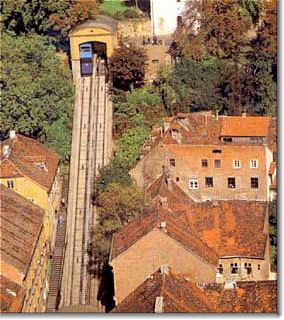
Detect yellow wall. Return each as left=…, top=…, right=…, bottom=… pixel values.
left=22, top=226, right=49, bottom=312
left=70, top=27, right=117, bottom=60
left=0, top=175, right=61, bottom=249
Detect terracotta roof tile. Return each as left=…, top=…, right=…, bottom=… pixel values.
left=113, top=269, right=277, bottom=313
left=0, top=184, right=44, bottom=275
left=0, top=275, right=24, bottom=313
left=220, top=116, right=270, bottom=137
left=0, top=134, right=60, bottom=191
left=146, top=173, right=194, bottom=208
left=111, top=209, right=219, bottom=265
left=184, top=201, right=268, bottom=258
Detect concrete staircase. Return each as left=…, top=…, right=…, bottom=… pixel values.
left=46, top=178, right=68, bottom=312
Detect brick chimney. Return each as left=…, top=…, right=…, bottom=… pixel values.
left=9, top=130, right=16, bottom=139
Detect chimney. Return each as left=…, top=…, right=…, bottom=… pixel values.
left=160, top=264, right=169, bottom=274
left=3, top=145, right=11, bottom=158
left=160, top=221, right=167, bottom=232
left=160, top=197, right=168, bottom=210
left=166, top=176, right=173, bottom=191
left=154, top=296, right=164, bottom=313
left=9, top=130, right=16, bottom=139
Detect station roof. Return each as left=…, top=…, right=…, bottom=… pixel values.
left=70, top=15, right=118, bottom=34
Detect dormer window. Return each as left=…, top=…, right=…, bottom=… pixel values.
left=34, top=161, right=47, bottom=171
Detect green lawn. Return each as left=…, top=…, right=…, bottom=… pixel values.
left=100, top=0, right=128, bottom=16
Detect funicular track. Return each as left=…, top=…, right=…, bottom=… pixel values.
left=61, top=57, right=110, bottom=308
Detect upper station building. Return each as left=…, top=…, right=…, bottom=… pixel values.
left=150, top=0, right=188, bottom=35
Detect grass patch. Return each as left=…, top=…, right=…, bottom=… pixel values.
left=100, top=0, right=128, bottom=16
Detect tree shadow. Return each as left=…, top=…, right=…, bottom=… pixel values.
left=97, top=263, right=115, bottom=312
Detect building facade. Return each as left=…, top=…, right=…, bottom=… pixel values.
left=0, top=132, right=62, bottom=249
left=1, top=185, right=50, bottom=312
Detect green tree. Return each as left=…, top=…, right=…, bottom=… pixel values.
left=95, top=158, right=132, bottom=194
left=90, top=182, right=148, bottom=262
left=113, top=85, right=163, bottom=136
left=109, top=44, right=147, bottom=91
left=154, top=65, right=177, bottom=116
left=0, top=33, right=74, bottom=158
left=1, top=0, right=99, bottom=43
left=115, top=126, right=150, bottom=169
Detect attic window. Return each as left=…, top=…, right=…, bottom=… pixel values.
left=212, top=149, right=222, bottom=154
left=230, top=263, right=238, bottom=274
left=169, top=159, right=176, bottom=166
left=34, top=161, right=47, bottom=171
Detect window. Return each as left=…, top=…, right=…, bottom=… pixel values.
left=223, top=137, right=232, bottom=142
left=244, top=262, right=252, bottom=274
left=176, top=177, right=180, bottom=182
left=214, top=159, right=221, bottom=168
left=201, top=159, right=208, bottom=167
left=251, top=177, right=259, bottom=189
left=205, top=177, right=214, bottom=188
left=258, top=264, right=261, bottom=270
left=152, top=59, right=159, bottom=64
left=169, top=158, right=176, bottom=167
left=7, top=180, right=14, bottom=189
left=177, top=16, right=183, bottom=27
left=233, top=160, right=241, bottom=168
left=228, top=177, right=236, bottom=189
left=250, top=159, right=258, bottom=168
left=230, top=263, right=238, bottom=274
left=189, top=178, right=199, bottom=189
left=218, top=264, right=223, bottom=274
left=212, top=149, right=222, bottom=154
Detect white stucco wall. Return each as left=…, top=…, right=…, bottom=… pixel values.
left=150, top=0, right=188, bottom=35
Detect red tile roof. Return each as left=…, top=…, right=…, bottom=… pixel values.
left=0, top=184, right=44, bottom=275
left=146, top=173, right=194, bottom=209
left=0, top=275, right=24, bottom=313
left=113, top=268, right=277, bottom=313
left=111, top=209, right=219, bottom=265
left=220, top=116, right=270, bottom=137
left=184, top=201, right=268, bottom=258
left=0, top=134, right=60, bottom=191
